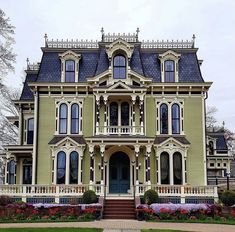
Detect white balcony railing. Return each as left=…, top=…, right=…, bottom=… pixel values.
left=96, top=126, right=144, bottom=135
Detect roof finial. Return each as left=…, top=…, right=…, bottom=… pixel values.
left=26, top=58, right=29, bottom=69
left=136, top=27, right=140, bottom=42
left=44, top=33, right=48, bottom=47
left=101, top=27, right=104, bottom=42
left=192, top=34, right=196, bottom=48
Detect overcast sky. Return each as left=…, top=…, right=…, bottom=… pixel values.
left=1, top=0, right=235, bottom=131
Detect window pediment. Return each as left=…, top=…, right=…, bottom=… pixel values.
left=106, top=38, right=134, bottom=59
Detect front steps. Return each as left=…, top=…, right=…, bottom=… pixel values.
left=103, top=199, right=136, bottom=219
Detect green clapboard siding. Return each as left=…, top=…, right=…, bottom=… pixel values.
left=146, top=96, right=156, bottom=137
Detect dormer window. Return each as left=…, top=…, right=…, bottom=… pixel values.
left=65, top=60, right=75, bottom=82
left=165, top=60, right=175, bottom=82
left=159, top=50, right=180, bottom=82
left=59, top=50, right=81, bottom=83
left=113, top=55, right=126, bottom=79
left=209, top=141, right=214, bottom=155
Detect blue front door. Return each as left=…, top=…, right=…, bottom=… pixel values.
left=109, top=152, right=130, bottom=193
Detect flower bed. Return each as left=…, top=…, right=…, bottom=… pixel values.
left=136, top=203, right=224, bottom=221
left=0, top=202, right=102, bottom=222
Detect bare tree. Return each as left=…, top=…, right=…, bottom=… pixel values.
left=0, top=8, right=16, bottom=80
left=206, top=106, right=218, bottom=130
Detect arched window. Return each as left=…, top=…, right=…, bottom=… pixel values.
left=65, top=60, right=75, bottom=82
left=110, top=102, right=118, bottom=126
left=57, top=151, right=66, bottom=184
left=164, top=60, right=175, bottom=82
left=173, top=152, right=182, bottom=185
left=160, top=152, right=170, bottom=184
left=22, top=159, right=32, bottom=184
left=8, top=160, right=15, bottom=184
left=121, top=102, right=129, bottom=126
left=209, top=141, right=214, bottom=155
left=71, top=103, right=79, bottom=134
left=160, top=104, right=168, bottom=134
left=113, top=55, right=126, bottom=79
left=27, top=118, right=34, bottom=144
left=59, top=104, right=68, bottom=134
left=70, top=151, right=78, bottom=184
left=172, top=104, right=180, bottom=134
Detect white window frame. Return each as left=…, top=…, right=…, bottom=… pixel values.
left=55, top=99, right=83, bottom=135
left=23, top=114, right=34, bottom=145
left=155, top=99, right=184, bottom=135
left=159, top=50, right=181, bottom=82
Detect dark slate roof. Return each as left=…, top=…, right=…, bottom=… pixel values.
left=207, top=133, right=228, bottom=150
left=48, top=136, right=86, bottom=145
left=154, top=136, right=190, bottom=145
left=95, top=47, right=109, bottom=76
left=130, top=47, right=144, bottom=76
left=20, top=73, right=37, bottom=100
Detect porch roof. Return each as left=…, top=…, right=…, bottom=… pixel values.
left=154, top=136, right=190, bottom=145
left=48, top=135, right=86, bottom=145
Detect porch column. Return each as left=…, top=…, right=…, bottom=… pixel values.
left=135, top=145, right=140, bottom=184
left=182, top=154, right=186, bottom=185
left=95, top=95, right=100, bottom=135
left=100, top=145, right=105, bottom=184
left=146, top=145, right=152, bottom=184
left=132, top=95, right=136, bottom=135
left=139, top=95, right=144, bottom=135
left=103, top=95, right=108, bottom=135
left=89, top=145, right=95, bottom=184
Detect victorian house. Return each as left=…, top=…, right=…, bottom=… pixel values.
left=0, top=30, right=218, bottom=204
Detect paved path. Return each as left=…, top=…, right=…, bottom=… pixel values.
left=0, top=220, right=235, bottom=232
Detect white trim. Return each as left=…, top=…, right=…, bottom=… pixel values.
left=202, top=97, right=207, bottom=185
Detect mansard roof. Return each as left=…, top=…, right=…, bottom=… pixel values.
left=207, top=131, right=228, bottom=151
left=20, top=73, right=37, bottom=100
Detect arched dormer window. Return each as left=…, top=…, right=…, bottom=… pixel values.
left=164, top=60, right=175, bottom=82
left=59, top=104, right=68, bottom=134
left=160, top=104, right=168, bottom=134
left=172, top=104, right=180, bottom=134
left=71, top=103, right=79, bottom=134
left=65, top=60, right=75, bottom=82
left=113, top=55, right=126, bottom=79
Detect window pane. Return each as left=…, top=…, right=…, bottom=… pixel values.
left=114, top=56, right=125, bottom=66
left=70, top=151, right=78, bottom=184
left=59, top=104, right=67, bottom=134
left=121, top=102, right=129, bottom=126
left=113, top=55, right=126, bottom=79
left=173, top=152, right=182, bottom=185
left=165, top=72, right=174, bottom=82
left=57, top=151, right=66, bottom=184
left=165, top=60, right=175, bottom=82
left=28, top=119, right=34, bottom=131
left=160, top=152, right=169, bottom=184
left=172, top=104, right=180, bottom=134
left=160, top=104, right=168, bottom=134
left=65, top=72, right=75, bottom=82
left=66, top=60, right=75, bottom=71
left=71, top=104, right=79, bottom=134
left=110, top=102, right=118, bottom=126
left=9, top=160, right=15, bottom=184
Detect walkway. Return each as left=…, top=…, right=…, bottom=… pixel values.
left=0, top=220, right=235, bottom=232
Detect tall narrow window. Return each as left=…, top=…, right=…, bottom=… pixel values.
left=59, top=104, right=68, bottom=134
left=160, top=152, right=170, bottom=184
left=57, top=151, right=66, bottom=184
left=65, top=60, right=75, bottom=82
left=209, top=141, right=214, bottom=155
left=113, top=55, right=126, bottom=79
left=110, top=102, right=118, bottom=126
left=165, top=60, right=175, bottom=82
left=173, top=152, right=182, bottom=185
left=160, top=104, right=168, bottom=134
left=172, top=104, right=180, bottom=134
left=22, top=159, right=32, bottom=184
left=71, top=103, right=79, bottom=134
left=121, top=102, right=129, bottom=126
left=8, top=160, right=15, bottom=184
left=27, top=118, right=34, bottom=144
left=70, top=151, right=78, bottom=184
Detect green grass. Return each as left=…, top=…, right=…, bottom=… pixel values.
left=0, top=228, right=101, bottom=232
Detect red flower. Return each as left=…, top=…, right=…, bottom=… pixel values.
left=180, top=209, right=189, bottom=215
left=160, top=208, right=170, bottom=214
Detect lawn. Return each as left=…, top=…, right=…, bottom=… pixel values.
left=0, top=228, right=102, bottom=232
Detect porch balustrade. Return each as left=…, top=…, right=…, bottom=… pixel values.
left=96, top=126, right=144, bottom=135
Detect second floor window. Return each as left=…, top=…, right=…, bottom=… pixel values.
left=65, top=60, right=75, bottom=82
left=110, top=102, right=118, bottom=126
left=113, top=55, right=126, bottom=79
left=172, top=104, right=180, bottom=134
left=59, top=104, right=68, bottom=134
left=164, top=60, right=175, bottom=82
left=27, top=118, right=34, bottom=144
left=160, top=104, right=168, bottom=134
left=71, top=104, right=79, bottom=134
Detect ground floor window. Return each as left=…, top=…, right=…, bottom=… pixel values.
left=8, top=160, right=16, bottom=184
left=22, top=159, right=32, bottom=184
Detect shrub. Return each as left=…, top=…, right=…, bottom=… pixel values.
left=0, top=195, right=12, bottom=206
left=82, top=190, right=97, bottom=204
left=143, top=189, right=159, bottom=205
left=220, top=190, right=235, bottom=206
